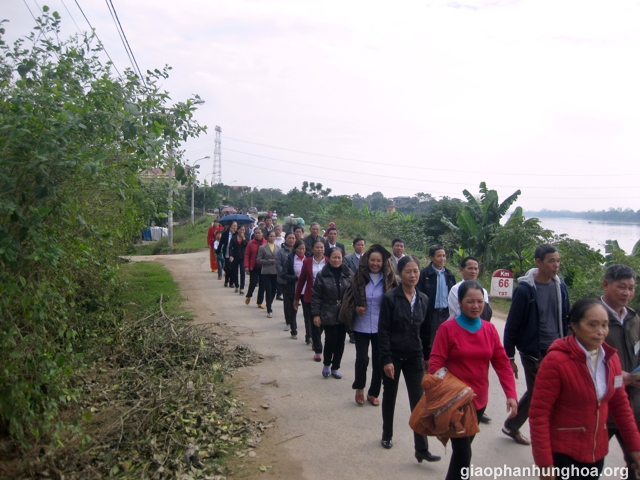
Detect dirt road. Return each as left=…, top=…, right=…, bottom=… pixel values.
left=132, top=250, right=627, bottom=480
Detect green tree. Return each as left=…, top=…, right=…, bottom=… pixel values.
left=443, top=182, right=521, bottom=272
left=0, top=11, right=204, bottom=443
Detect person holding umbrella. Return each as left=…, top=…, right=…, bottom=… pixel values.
left=215, top=221, right=237, bottom=288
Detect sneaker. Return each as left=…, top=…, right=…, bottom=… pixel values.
left=239, top=290, right=245, bottom=295
left=283, top=325, right=290, bottom=331
left=267, top=312, right=273, bottom=318
left=313, top=354, right=322, bottom=362
left=257, top=304, right=265, bottom=309
left=349, top=334, right=355, bottom=344
left=331, top=370, right=342, bottom=379
left=276, top=295, right=284, bottom=301
left=322, top=366, right=331, bottom=378
left=234, top=287, right=239, bottom=293
left=290, top=334, right=297, bottom=340
left=245, top=297, right=250, bottom=305
left=305, top=338, right=311, bottom=345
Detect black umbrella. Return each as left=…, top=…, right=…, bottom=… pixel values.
left=217, top=214, right=255, bottom=226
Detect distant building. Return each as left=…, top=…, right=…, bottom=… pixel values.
left=140, top=168, right=174, bottom=183
left=387, top=204, right=397, bottom=214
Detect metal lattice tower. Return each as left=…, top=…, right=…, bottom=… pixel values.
left=212, top=126, right=222, bottom=184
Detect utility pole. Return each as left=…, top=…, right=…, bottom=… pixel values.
left=167, top=148, right=175, bottom=247
left=213, top=126, right=222, bottom=184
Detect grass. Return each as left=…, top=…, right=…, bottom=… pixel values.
left=118, top=261, right=188, bottom=317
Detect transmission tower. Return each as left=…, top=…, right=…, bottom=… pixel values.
left=212, top=126, right=222, bottom=184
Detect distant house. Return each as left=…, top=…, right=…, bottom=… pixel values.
left=139, top=168, right=174, bottom=183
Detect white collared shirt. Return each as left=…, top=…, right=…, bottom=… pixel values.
left=576, top=339, right=607, bottom=400
left=601, top=296, right=628, bottom=324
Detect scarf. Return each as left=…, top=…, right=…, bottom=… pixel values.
left=455, top=312, right=482, bottom=333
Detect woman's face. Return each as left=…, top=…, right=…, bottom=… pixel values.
left=238, top=226, right=245, bottom=236
left=399, top=261, right=420, bottom=287
left=313, top=242, right=325, bottom=258
left=459, top=288, right=484, bottom=319
left=286, top=234, right=296, bottom=247
left=329, top=250, right=343, bottom=268
left=573, top=304, right=609, bottom=351
left=368, top=252, right=383, bottom=274
left=254, top=229, right=263, bottom=241
left=267, top=231, right=276, bottom=244
left=229, top=222, right=237, bottom=233
left=295, top=244, right=306, bottom=257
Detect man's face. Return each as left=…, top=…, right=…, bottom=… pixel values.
left=354, top=240, right=366, bottom=255
left=327, top=230, right=338, bottom=244
left=294, top=229, right=303, bottom=240
left=460, top=259, right=479, bottom=281
left=310, top=224, right=320, bottom=237
left=536, top=252, right=560, bottom=278
left=430, top=249, right=446, bottom=270
left=265, top=218, right=273, bottom=228
left=275, top=226, right=282, bottom=237
left=603, top=277, right=636, bottom=311
left=392, top=242, right=404, bottom=258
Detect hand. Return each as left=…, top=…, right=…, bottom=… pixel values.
left=629, top=451, right=640, bottom=477
left=510, top=360, right=519, bottom=379
left=539, top=465, right=555, bottom=480
left=313, top=316, right=321, bottom=327
left=271, top=259, right=276, bottom=264
left=355, top=306, right=366, bottom=316
left=293, top=302, right=298, bottom=311
left=229, top=256, right=234, bottom=263
left=506, top=398, right=518, bottom=419
left=245, top=268, right=250, bottom=274
left=383, top=363, right=395, bottom=380
left=424, top=360, right=430, bottom=374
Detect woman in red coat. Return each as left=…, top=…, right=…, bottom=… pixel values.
left=530, top=298, right=640, bottom=479
left=294, top=239, right=327, bottom=362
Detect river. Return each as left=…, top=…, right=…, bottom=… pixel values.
left=535, top=217, right=640, bottom=254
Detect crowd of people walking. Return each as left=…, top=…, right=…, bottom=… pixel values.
left=207, top=217, right=640, bottom=480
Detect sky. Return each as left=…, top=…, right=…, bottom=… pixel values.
left=5, top=0, right=640, bottom=211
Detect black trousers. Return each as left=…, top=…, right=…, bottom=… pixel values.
left=223, top=256, right=232, bottom=286
left=245, top=268, right=264, bottom=304
left=302, top=301, right=322, bottom=353
left=322, top=323, right=346, bottom=369
left=551, top=453, right=604, bottom=480
left=430, top=307, right=450, bottom=349
left=282, top=289, right=297, bottom=335
left=446, top=406, right=486, bottom=480
left=504, top=352, right=543, bottom=432
left=609, top=428, right=638, bottom=480
left=352, top=332, right=381, bottom=398
left=262, top=274, right=278, bottom=313
left=381, top=355, right=428, bottom=452
left=230, top=258, right=245, bottom=289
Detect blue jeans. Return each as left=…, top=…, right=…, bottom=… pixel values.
left=216, top=254, right=225, bottom=279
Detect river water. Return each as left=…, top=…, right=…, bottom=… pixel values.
left=535, top=217, right=640, bottom=254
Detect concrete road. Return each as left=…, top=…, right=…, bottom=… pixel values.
left=133, top=250, right=628, bottom=480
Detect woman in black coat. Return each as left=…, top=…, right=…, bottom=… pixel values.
left=378, top=256, right=440, bottom=463
left=229, top=225, right=248, bottom=294
left=281, top=239, right=306, bottom=339
left=215, top=221, right=237, bottom=288
left=311, top=248, right=353, bottom=379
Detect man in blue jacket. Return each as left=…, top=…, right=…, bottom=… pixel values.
left=502, top=244, right=570, bottom=445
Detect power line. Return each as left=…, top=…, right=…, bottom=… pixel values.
left=105, top=0, right=145, bottom=84
left=60, top=0, right=82, bottom=33
left=73, top=0, right=123, bottom=78
left=184, top=134, right=640, bottom=178
left=222, top=158, right=640, bottom=201
left=219, top=147, right=636, bottom=191
left=22, top=0, right=60, bottom=59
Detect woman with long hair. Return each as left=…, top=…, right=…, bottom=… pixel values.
left=281, top=239, right=306, bottom=339
left=530, top=298, right=640, bottom=480
left=215, top=221, right=237, bottom=288
left=340, top=244, right=397, bottom=406
left=378, top=256, right=439, bottom=462
left=256, top=230, right=280, bottom=318
left=429, top=280, right=518, bottom=479
left=311, top=248, right=352, bottom=379
left=294, top=239, right=328, bottom=360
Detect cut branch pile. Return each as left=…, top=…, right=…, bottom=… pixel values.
left=16, top=297, right=264, bottom=479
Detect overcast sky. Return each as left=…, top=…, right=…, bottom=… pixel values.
left=6, top=0, right=640, bottom=211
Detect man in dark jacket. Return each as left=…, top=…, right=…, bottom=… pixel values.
left=344, top=237, right=365, bottom=274
left=324, top=227, right=346, bottom=258
left=416, top=245, right=456, bottom=353
left=502, top=244, right=570, bottom=445
left=303, top=222, right=326, bottom=257
left=601, top=264, right=640, bottom=479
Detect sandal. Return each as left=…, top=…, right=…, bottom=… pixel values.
left=501, top=427, right=531, bottom=446
left=367, top=395, right=380, bottom=406
left=355, top=393, right=365, bottom=406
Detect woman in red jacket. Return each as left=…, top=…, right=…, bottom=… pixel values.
left=429, top=280, right=518, bottom=480
left=294, top=239, right=327, bottom=361
left=530, top=298, right=640, bottom=480
left=244, top=228, right=267, bottom=308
